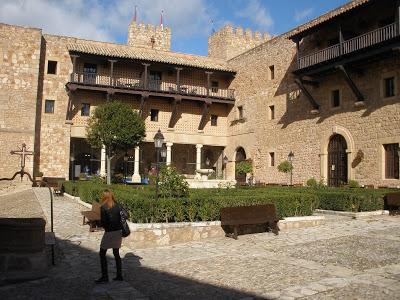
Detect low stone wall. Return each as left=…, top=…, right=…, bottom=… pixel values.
left=186, top=179, right=236, bottom=188
left=315, top=209, right=389, bottom=219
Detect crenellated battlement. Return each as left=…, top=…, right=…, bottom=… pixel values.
left=127, top=21, right=171, bottom=51
left=208, top=25, right=270, bottom=60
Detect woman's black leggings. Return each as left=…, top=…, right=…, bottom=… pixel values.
left=99, top=248, right=122, bottom=276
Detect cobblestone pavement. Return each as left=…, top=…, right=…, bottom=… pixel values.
left=1, top=188, right=400, bottom=299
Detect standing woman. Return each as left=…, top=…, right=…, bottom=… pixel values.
left=96, top=189, right=123, bottom=283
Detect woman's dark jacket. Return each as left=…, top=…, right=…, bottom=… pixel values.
left=100, top=203, right=122, bottom=232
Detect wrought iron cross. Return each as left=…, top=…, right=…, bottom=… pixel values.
left=10, top=143, right=35, bottom=173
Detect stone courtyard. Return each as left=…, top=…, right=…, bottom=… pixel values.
left=0, top=187, right=400, bottom=299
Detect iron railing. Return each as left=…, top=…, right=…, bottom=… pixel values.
left=298, top=23, right=399, bottom=70
left=69, top=73, right=235, bottom=100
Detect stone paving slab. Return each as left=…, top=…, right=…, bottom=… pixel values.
left=0, top=188, right=399, bottom=299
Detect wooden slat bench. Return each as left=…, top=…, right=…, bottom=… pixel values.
left=81, top=201, right=101, bottom=232
left=220, top=204, right=279, bottom=240
left=386, top=191, right=400, bottom=214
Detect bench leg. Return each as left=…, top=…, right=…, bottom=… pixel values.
left=233, top=226, right=238, bottom=240
left=271, top=221, right=279, bottom=235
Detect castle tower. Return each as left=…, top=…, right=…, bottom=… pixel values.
left=208, top=25, right=270, bottom=61
left=127, top=21, right=171, bottom=51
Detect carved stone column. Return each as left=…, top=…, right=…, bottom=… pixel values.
left=166, top=142, right=173, bottom=166
left=100, top=145, right=106, bottom=177
left=132, top=146, right=141, bottom=183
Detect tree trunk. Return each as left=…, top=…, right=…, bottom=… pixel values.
left=106, top=155, right=111, bottom=185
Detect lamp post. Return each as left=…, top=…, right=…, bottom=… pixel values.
left=288, top=151, right=294, bottom=186
left=223, top=155, right=229, bottom=179
left=70, top=154, right=75, bottom=181
left=123, top=153, right=128, bottom=184
left=153, top=129, right=165, bottom=200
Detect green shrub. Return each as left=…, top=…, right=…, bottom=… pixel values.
left=158, top=165, right=189, bottom=198
left=306, top=178, right=318, bottom=187
left=348, top=180, right=360, bottom=188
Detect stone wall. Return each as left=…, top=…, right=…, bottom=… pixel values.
left=208, top=25, right=270, bottom=61
left=127, top=21, right=171, bottom=51
left=0, top=24, right=42, bottom=178
left=228, top=33, right=400, bottom=187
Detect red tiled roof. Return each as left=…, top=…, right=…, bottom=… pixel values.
left=287, top=0, right=371, bottom=39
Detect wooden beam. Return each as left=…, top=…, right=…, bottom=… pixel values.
left=300, top=78, right=319, bottom=87
left=296, top=40, right=300, bottom=70
left=294, top=78, right=320, bottom=112
left=336, top=65, right=364, bottom=102
left=396, top=0, right=400, bottom=34
left=139, top=95, right=148, bottom=117
left=168, top=96, right=182, bottom=128
left=175, top=67, right=183, bottom=93
left=142, top=63, right=150, bottom=89
left=205, top=71, right=213, bottom=97
left=198, top=100, right=211, bottom=130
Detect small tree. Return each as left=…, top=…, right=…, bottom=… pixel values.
left=235, top=159, right=253, bottom=175
left=277, top=160, right=293, bottom=185
left=158, top=165, right=189, bottom=198
left=86, top=101, right=145, bottom=185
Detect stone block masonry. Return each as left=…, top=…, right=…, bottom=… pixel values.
left=0, top=23, right=42, bottom=178
left=127, top=21, right=171, bottom=51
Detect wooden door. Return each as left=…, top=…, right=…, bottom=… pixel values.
left=328, top=134, right=348, bottom=187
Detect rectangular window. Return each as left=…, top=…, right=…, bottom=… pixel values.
left=81, top=103, right=90, bottom=116
left=47, top=60, right=57, bottom=74
left=269, top=105, right=275, bottom=120
left=384, top=77, right=395, bottom=98
left=150, top=109, right=159, bottom=122
left=44, top=100, right=55, bottom=114
left=211, top=81, right=219, bottom=93
left=211, top=115, right=218, bottom=126
left=83, top=63, right=97, bottom=84
left=269, top=65, right=275, bottom=80
left=270, top=152, right=275, bottom=167
left=238, top=106, right=244, bottom=119
left=332, top=90, right=340, bottom=107
left=384, top=143, right=399, bottom=179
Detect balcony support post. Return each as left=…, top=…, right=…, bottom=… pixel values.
left=295, top=39, right=300, bottom=69
left=339, top=25, right=344, bottom=55
left=108, top=59, right=117, bottom=86
left=142, top=63, right=150, bottom=89
left=70, top=55, right=79, bottom=82
left=336, top=65, right=364, bottom=103
left=175, top=67, right=183, bottom=93
left=168, top=96, right=182, bottom=128
left=205, top=71, right=213, bottom=97
left=198, top=99, right=211, bottom=130
left=294, top=77, right=320, bottom=113
left=397, top=0, right=400, bottom=34
left=139, top=94, right=148, bottom=117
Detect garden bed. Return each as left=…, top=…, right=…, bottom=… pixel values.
left=62, top=181, right=393, bottom=223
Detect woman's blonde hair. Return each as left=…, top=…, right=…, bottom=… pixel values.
left=101, top=189, right=115, bottom=208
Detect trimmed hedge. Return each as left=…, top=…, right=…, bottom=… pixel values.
left=62, top=181, right=391, bottom=223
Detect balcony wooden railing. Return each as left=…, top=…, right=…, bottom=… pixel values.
left=298, top=23, right=399, bottom=70
left=69, top=73, right=235, bottom=100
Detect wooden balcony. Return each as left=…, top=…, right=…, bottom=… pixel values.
left=297, top=23, right=399, bottom=70
left=67, top=73, right=235, bottom=102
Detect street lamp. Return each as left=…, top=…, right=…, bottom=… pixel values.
left=153, top=129, right=165, bottom=200
left=123, top=152, right=128, bottom=184
left=288, top=151, right=294, bottom=186
left=70, top=154, right=75, bottom=180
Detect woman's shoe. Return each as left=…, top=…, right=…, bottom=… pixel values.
left=95, top=276, right=109, bottom=284
left=113, top=276, right=123, bottom=281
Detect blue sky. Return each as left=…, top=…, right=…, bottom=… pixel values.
left=0, top=0, right=349, bottom=56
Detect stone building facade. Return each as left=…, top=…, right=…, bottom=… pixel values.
left=0, top=0, right=399, bottom=187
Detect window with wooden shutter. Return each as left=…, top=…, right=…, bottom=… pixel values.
left=384, top=143, right=399, bottom=179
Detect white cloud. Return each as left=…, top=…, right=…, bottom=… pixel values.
left=294, top=8, right=314, bottom=23
left=0, top=0, right=212, bottom=44
left=236, top=0, right=273, bottom=30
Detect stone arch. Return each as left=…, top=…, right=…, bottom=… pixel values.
left=234, top=147, right=248, bottom=184
left=320, top=125, right=355, bottom=184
